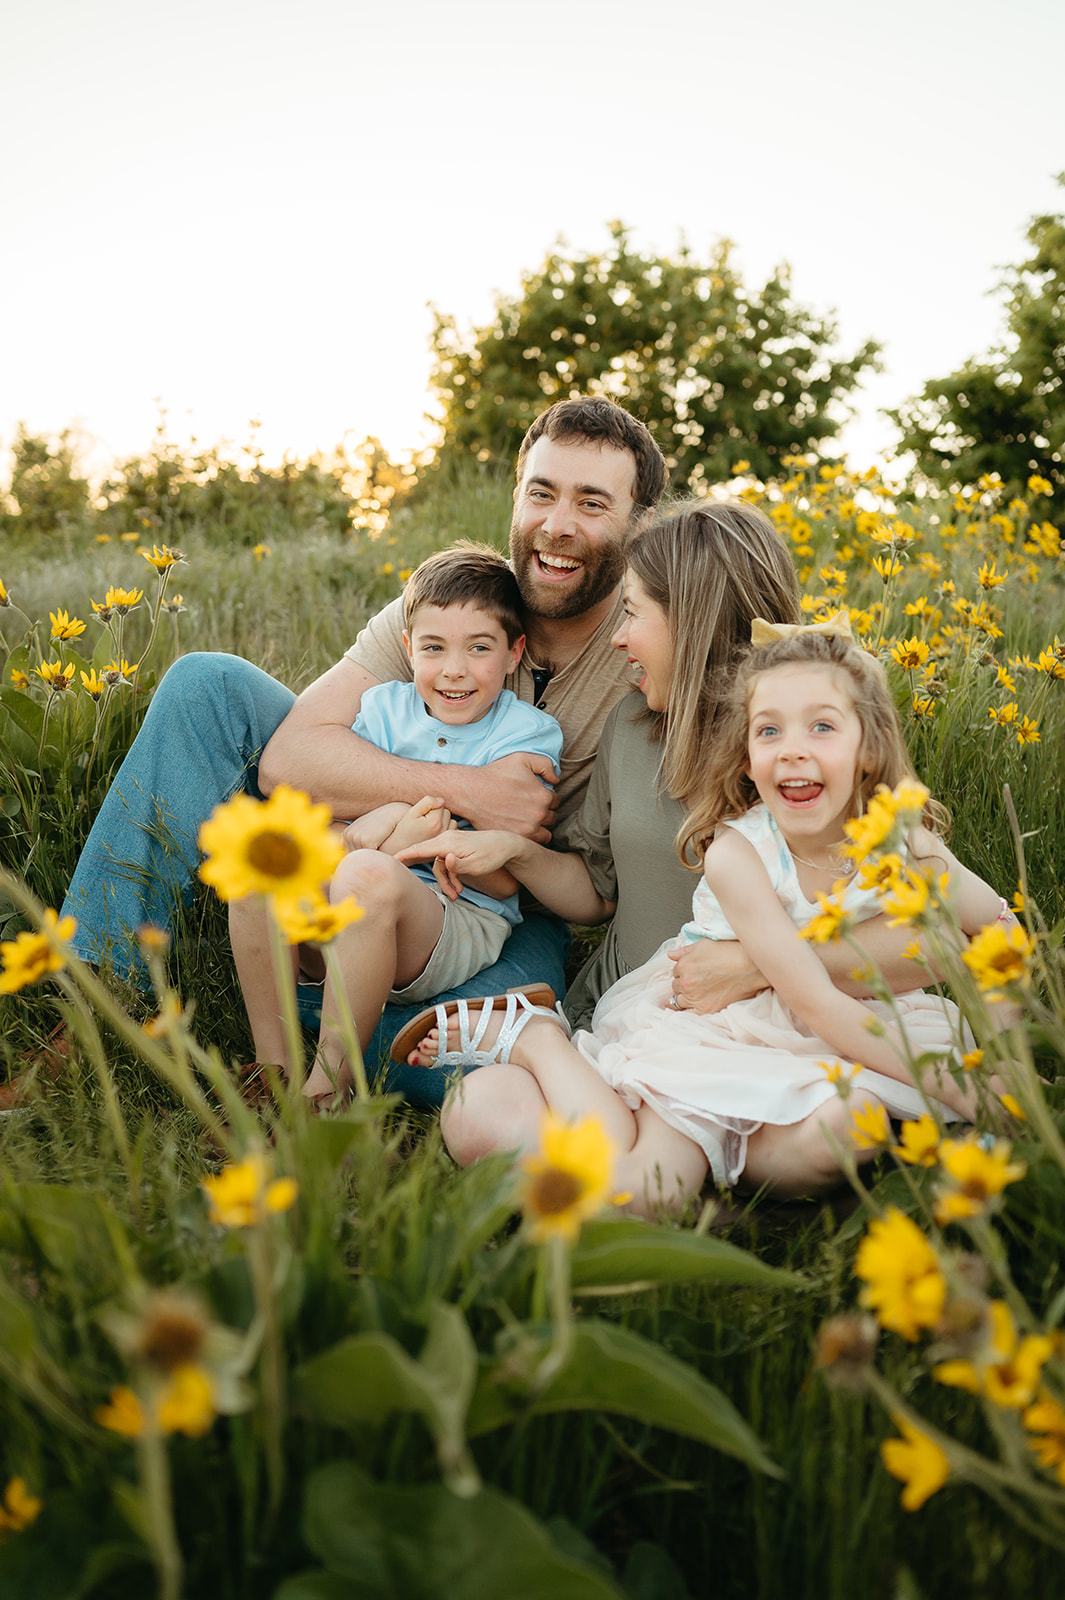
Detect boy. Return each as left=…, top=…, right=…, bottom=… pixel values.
left=228, top=543, right=563, bottom=1102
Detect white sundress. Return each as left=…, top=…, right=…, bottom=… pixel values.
left=574, top=802, right=967, bottom=1186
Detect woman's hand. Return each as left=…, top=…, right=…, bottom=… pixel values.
left=667, top=940, right=768, bottom=1014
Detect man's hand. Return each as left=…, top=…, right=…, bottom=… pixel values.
left=667, top=940, right=768, bottom=1014
left=452, top=754, right=559, bottom=841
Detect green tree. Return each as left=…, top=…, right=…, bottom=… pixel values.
left=891, top=177, right=1065, bottom=495
left=1, top=425, right=93, bottom=537
left=427, top=222, right=880, bottom=490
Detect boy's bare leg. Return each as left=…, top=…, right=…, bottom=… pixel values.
left=229, top=894, right=300, bottom=1070
left=305, top=851, right=445, bottom=1102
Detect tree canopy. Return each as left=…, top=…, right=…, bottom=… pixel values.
left=427, top=223, right=881, bottom=491
left=891, top=177, right=1065, bottom=496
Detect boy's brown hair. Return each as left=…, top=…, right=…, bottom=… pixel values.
left=403, top=542, right=525, bottom=646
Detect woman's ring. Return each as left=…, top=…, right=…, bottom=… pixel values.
left=669, top=994, right=681, bottom=1010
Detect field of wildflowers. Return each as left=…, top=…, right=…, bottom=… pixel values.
left=1, top=434, right=1065, bottom=1598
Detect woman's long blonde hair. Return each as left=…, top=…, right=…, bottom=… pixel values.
left=624, top=498, right=802, bottom=855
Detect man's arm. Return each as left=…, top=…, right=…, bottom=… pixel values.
left=258, top=657, right=559, bottom=836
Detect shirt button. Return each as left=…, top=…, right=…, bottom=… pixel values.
left=437, top=737, right=447, bottom=746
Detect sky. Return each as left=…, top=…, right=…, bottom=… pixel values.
left=2, top=0, right=1063, bottom=485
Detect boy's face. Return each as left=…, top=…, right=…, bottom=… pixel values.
left=403, top=603, right=524, bottom=725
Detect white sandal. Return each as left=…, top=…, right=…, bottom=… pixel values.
left=389, top=986, right=570, bottom=1069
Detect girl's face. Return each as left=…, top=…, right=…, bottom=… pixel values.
left=611, top=569, right=672, bottom=712
left=746, top=664, right=864, bottom=846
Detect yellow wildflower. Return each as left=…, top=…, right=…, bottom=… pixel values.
left=1036, top=649, right=1065, bottom=678
left=1016, top=716, right=1040, bottom=746
left=9, top=669, right=30, bottom=691
left=0, top=1476, right=43, bottom=1534
left=855, top=1207, right=946, bottom=1340
left=49, top=607, right=86, bottom=640
left=881, top=1416, right=950, bottom=1510
left=92, top=585, right=143, bottom=617
left=962, top=923, right=1035, bottom=992
left=141, top=543, right=184, bottom=571
left=0, top=578, right=8, bottom=605
left=518, top=1113, right=617, bottom=1244
left=95, top=1385, right=145, bottom=1437
left=273, top=894, right=364, bottom=945
left=80, top=668, right=107, bottom=699
left=961, top=1049, right=984, bottom=1072
left=102, top=659, right=138, bottom=684
left=851, top=1100, right=891, bottom=1150
left=252, top=543, right=271, bottom=560
left=0, top=910, right=78, bottom=994
left=162, top=593, right=186, bottom=614
left=36, top=660, right=77, bottom=692
left=872, top=554, right=901, bottom=582
left=820, top=1059, right=859, bottom=1086
left=203, top=1154, right=298, bottom=1228
left=977, top=560, right=1007, bottom=590
left=800, top=890, right=854, bottom=944
left=1027, top=474, right=1053, bottom=497
left=934, top=1301, right=1052, bottom=1409
left=988, top=702, right=1018, bottom=726
left=995, top=665, right=1016, bottom=692
left=894, top=1115, right=940, bottom=1167
left=198, top=785, right=343, bottom=910
left=999, top=1093, right=1025, bottom=1121
left=1024, top=1394, right=1065, bottom=1484
left=156, top=1364, right=216, bottom=1438
left=891, top=638, right=930, bottom=670
left=934, top=1136, right=1026, bottom=1224
left=881, top=869, right=932, bottom=927
left=911, top=695, right=935, bottom=719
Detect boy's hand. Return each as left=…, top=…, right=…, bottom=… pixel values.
left=384, top=796, right=453, bottom=854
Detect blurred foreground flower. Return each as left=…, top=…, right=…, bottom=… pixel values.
left=519, top=1113, right=618, bottom=1243
left=203, top=1154, right=298, bottom=1229
left=881, top=1415, right=950, bottom=1510
left=934, top=1300, right=1052, bottom=1408
left=198, top=785, right=343, bottom=910
left=0, top=1476, right=42, bottom=1535
left=0, top=910, right=77, bottom=994
left=894, top=1115, right=940, bottom=1167
left=934, top=1136, right=1026, bottom=1224
left=273, top=893, right=363, bottom=945
left=961, top=923, right=1035, bottom=993
left=855, top=1207, right=946, bottom=1340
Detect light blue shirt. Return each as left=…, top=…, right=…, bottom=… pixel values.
left=353, top=681, right=563, bottom=926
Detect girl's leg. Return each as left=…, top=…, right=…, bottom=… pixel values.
left=440, top=1063, right=551, bottom=1164
left=413, top=1004, right=639, bottom=1152
left=228, top=895, right=299, bottom=1069
left=614, top=1103, right=710, bottom=1218
left=305, top=853, right=445, bottom=1101
left=740, top=1094, right=886, bottom=1198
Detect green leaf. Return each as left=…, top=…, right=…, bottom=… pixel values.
left=280, top=1461, right=624, bottom=1600
left=12, top=1184, right=135, bottom=1297
left=467, top=1318, right=780, bottom=1477
left=293, top=1301, right=479, bottom=1493
left=571, top=1216, right=806, bottom=1293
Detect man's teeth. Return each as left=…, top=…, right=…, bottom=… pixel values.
left=539, top=553, right=581, bottom=572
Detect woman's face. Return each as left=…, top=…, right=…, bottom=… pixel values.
left=612, top=568, right=672, bottom=712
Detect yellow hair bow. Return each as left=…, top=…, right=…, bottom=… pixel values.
left=750, top=610, right=853, bottom=647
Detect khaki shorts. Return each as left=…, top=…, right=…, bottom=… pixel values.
left=389, top=888, right=511, bottom=1005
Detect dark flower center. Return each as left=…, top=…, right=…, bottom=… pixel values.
left=529, top=1168, right=583, bottom=1216
left=246, top=831, right=302, bottom=878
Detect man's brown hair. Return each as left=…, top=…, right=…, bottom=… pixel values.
left=515, top=397, right=667, bottom=519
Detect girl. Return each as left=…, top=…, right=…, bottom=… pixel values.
left=402, top=624, right=1013, bottom=1211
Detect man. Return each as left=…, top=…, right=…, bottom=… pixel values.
left=60, top=397, right=667, bottom=1101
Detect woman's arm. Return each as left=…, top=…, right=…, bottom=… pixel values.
left=704, top=832, right=970, bottom=1109
left=397, top=829, right=616, bottom=924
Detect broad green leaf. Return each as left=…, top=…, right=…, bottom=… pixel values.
left=294, top=1301, right=479, bottom=1493
left=282, top=1461, right=623, bottom=1600
left=467, top=1318, right=780, bottom=1477
left=571, top=1216, right=807, bottom=1293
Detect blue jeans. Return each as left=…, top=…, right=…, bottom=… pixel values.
left=62, top=651, right=570, bottom=1110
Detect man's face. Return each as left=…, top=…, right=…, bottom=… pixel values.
left=509, top=435, right=639, bottom=620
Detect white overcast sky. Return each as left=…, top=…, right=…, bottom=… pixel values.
left=2, top=0, right=1062, bottom=482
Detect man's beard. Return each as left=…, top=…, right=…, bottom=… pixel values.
left=509, top=519, right=627, bottom=621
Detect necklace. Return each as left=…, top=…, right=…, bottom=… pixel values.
left=787, top=844, right=856, bottom=877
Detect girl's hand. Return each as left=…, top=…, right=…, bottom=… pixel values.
left=396, top=828, right=520, bottom=879
left=667, top=940, right=768, bottom=1014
